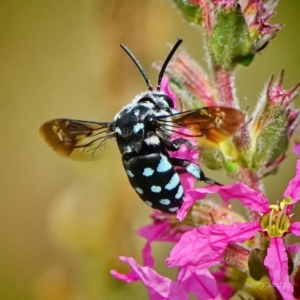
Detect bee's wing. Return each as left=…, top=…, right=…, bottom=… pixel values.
left=40, top=119, right=115, bottom=161
left=157, top=106, right=245, bottom=146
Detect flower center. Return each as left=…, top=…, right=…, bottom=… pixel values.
left=259, top=197, right=292, bottom=237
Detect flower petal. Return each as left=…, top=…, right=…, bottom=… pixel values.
left=177, top=188, right=213, bottom=221
left=167, top=221, right=260, bottom=268
left=294, top=144, right=300, bottom=158
left=177, top=267, right=221, bottom=300
left=216, top=184, right=269, bottom=212
left=283, top=160, right=300, bottom=204
left=111, top=256, right=189, bottom=300
left=137, top=219, right=182, bottom=268
left=177, top=183, right=269, bottom=220
left=111, top=257, right=139, bottom=283
left=264, top=238, right=294, bottom=300
left=137, top=211, right=192, bottom=268
left=289, top=221, right=300, bottom=237
left=160, top=77, right=177, bottom=108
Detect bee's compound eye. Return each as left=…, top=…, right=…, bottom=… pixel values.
left=138, top=97, right=155, bottom=105
left=159, top=94, right=174, bottom=108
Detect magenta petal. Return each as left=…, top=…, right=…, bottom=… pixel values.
left=178, top=184, right=269, bottom=219
left=293, top=144, right=300, bottom=158
left=180, top=172, right=196, bottom=191
left=141, top=242, right=154, bottom=268
left=286, top=242, right=300, bottom=254
left=296, top=159, right=300, bottom=174
left=177, top=185, right=222, bottom=221
left=137, top=218, right=181, bottom=243
left=167, top=222, right=260, bottom=268
left=217, top=283, right=233, bottom=299
left=137, top=222, right=175, bottom=267
left=111, top=256, right=139, bottom=283
left=283, top=161, right=300, bottom=203
left=112, top=256, right=189, bottom=300
left=264, top=238, right=294, bottom=299
left=177, top=188, right=212, bottom=221
left=177, top=267, right=221, bottom=300
left=160, top=77, right=177, bottom=107
left=289, top=222, right=300, bottom=237
left=216, top=184, right=270, bottom=213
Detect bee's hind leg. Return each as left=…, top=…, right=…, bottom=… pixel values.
left=170, top=158, right=223, bottom=186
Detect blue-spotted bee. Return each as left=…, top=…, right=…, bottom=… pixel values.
left=40, top=39, right=244, bottom=213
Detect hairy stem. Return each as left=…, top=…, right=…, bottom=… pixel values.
left=214, top=67, right=239, bottom=108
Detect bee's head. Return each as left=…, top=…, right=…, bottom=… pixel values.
left=135, top=91, right=174, bottom=112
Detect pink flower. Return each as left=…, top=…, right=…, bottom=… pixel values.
left=293, top=141, right=300, bottom=157
left=160, top=77, right=178, bottom=108
left=167, top=160, right=300, bottom=299
left=111, top=257, right=222, bottom=300
left=136, top=211, right=190, bottom=269
left=242, top=0, right=282, bottom=52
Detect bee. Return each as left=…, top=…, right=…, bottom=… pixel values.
left=40, top=39, right=244, bottom=214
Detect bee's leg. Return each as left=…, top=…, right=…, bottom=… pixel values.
left=170, top=158, right=223, bottom=186
left=161, top=137, right=194, bottom=152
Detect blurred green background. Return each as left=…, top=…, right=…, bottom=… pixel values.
left=0, top=1, right=299, bottom=299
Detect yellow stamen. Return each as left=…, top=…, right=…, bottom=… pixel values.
left=259, top=199, right=291, bottom=237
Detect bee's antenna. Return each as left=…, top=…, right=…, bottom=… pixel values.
left=120, top=44, right=153, bottom=91
left=157, top=39, right=183, bottom=91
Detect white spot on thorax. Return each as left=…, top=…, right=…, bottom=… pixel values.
left=145, top=135, right=160, bottom=146
left=165, top=173, right=180, bottom=190
left=143, top=168, right=154, bottom=177
left=145, top=201, right=153, bottom=207
left=125, top=146, right=132, bottom=152
left=134, top=109, right=140, bottom=116
left=126, top=170, right=134, bottom=178
left=115, top=127, right=122, bottom=135
left=113, top=102, right=137, bottom=121
left=113, top=112, right=121, bottom=121
left=133, top=123, right=144, bottom=133
left=157, top=155, right=172, bottom=173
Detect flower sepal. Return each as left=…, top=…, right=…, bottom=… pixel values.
left=209, top=4, right=251, bottom=69
left=171, top=0, right=202, bottom=25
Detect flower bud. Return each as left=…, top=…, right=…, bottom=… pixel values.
left=249, top=72, right=300, bottom=176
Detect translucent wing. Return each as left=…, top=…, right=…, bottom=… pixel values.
left=40, top=119, right=115, bottom=161
left=157, top=106, right=245, bottom=146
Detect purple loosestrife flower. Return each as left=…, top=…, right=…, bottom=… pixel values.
left=111, top=257, right=223, bottom=300
left=167, top=160, right=300, bottom=299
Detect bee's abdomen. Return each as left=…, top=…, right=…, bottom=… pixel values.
left=122, top=153, right=184, bottom=213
